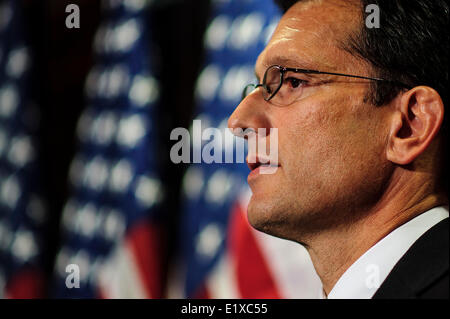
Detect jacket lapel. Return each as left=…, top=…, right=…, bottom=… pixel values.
left=373, top=218, right=449, bottom=298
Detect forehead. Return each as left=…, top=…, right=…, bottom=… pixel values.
left=256, top=0, right=361, bottom=73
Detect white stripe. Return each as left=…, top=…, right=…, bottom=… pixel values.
left=206, top=252, right=240, bottom=298
left=97, top=240, right=150, bottom=298
left=235, top=194, right=322, bottom=299
left=254, top=230, right=322, bottom=298
left=237, top=191, right=322, bottom=298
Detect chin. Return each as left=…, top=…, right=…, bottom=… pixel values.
left=246, top=190, right=330, bottom=244
left=246, top=196, right=300, bottom=242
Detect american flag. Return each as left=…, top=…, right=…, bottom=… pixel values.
left=168, top=0, right=322, bottom=299
left=51, top=0, right=166, bottom=298
left=0, top=0, right=49, bottom=298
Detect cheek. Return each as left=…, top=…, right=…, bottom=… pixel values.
left=276, top=103, right=343, bottom=164
left=275, top=98, right=386, bottom=187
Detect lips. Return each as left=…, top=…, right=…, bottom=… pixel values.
left=246, top=155, right=280, bottom=172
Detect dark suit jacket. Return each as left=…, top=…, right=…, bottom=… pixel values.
left=373, top=218, right=449, bottom=299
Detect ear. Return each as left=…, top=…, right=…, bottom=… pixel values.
left=386, top=86, right=444, bottom=165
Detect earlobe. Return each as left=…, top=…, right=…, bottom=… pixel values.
left=386, top=86, right=444, bottom=165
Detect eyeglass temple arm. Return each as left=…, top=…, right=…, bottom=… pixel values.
left=285, top=67, right=411, bottom=89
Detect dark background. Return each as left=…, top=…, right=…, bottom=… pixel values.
left=20, top=0, right=211, bottom=291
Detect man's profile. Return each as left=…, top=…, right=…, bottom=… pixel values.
left=228, top=0, right=449, bottom=298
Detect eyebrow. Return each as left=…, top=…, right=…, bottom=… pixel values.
left=254, top=54, right=333, bottom=81
left=263, top=55, right=321, bottom=71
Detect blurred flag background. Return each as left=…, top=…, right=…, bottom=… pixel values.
left=51, top=0, right=167, bottom=298
left=0, top=0, right=49, bottom=298
left=0, top=0, right=321, bottom=298
left=168, top=0, right=321, bottom=299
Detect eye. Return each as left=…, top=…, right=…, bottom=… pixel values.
left=285, top=77, right=307, bottom=88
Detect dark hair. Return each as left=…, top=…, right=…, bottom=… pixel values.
left=275, top=0, right=449, bottom=194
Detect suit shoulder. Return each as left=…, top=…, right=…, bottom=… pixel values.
left=374, top=218, right=449, bottom=299
left=417, top=271, right=449, bottom=299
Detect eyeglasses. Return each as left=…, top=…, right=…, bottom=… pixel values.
left=242, top=65, right=411, bottom=106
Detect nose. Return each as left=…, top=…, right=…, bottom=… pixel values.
left=228, top=90, right=270, bottom=139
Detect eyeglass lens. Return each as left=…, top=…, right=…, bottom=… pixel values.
left=263, top=65, right=282, bottom=101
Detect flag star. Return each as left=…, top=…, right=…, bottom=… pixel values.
left=97, top=65, right=130, bottom=98
left=83, top=156, right=109, bottom=191
left=123, top=0, right=150, bottom=12
left=85, top=67, right=100, bottom=98
left=109, top=159, right=134, bottom=193
left=100, top=18, right=141, bottom=53
left=219, top=65, right=254, bottom=102
left=196, top=223, right=223, bottom=260
left=182, top=166, right=205, bottom=200
left=116, top=114, right=147, bottom=148
left=6, top=47, right=30, bottom=78
left=91, top=111, right=118, bottom=145
left=76, top=203, right=98, bottom=238
left=0, top=2, right=13, bottom=32
left=0, top=175, right=21, bottom=209
left=62, top=200, right=78, bottom=231
left=7, top=136, right=35, bottom=167
left=76, top=108, right=94, bottom=142
left=94, top=24, right=110, bottom=54
left=196, top=64, right=222, bottom=101
left=102, top=209, right=126, bottom=240
left=205, top=170, right=234, bottom=205
left=69, top=156, right=85, bottom=187
left=0, top=84, right=19, bottom=118
left=129, top=75, right=159, bottom=107
left=116, top=19, right=140, bottom=52
left=134, top=175, right=164, bottom=208
left=205, top=15, right=231, bottom=51
left=11, top=229, right=38, bottom=262
left=56, top=248, right=71, bottom=277
left=228, top=13, right=265, bottom=50
left=73, top=250, right=91, bottom=281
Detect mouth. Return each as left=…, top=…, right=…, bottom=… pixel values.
left=246, top=155, right=280, bottom=172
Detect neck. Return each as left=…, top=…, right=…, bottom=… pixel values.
left=305, top=171, right=448, bottom=295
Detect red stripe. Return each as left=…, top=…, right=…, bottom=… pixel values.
left=6, top=268, right=45, bottom=299
left=228, top=203, right=282, bottom=299
left=193, top=283, right=210, bottom=299
left=125, top=220, right=166, bottom=298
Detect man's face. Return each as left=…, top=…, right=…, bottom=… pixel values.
left=228, top=0, right=394, bottom=241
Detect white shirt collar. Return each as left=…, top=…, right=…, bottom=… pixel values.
left=323, top=205, right=449, bottom=299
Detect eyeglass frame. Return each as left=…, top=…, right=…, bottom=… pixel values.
left=242, top=64, right=412, bottom=103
